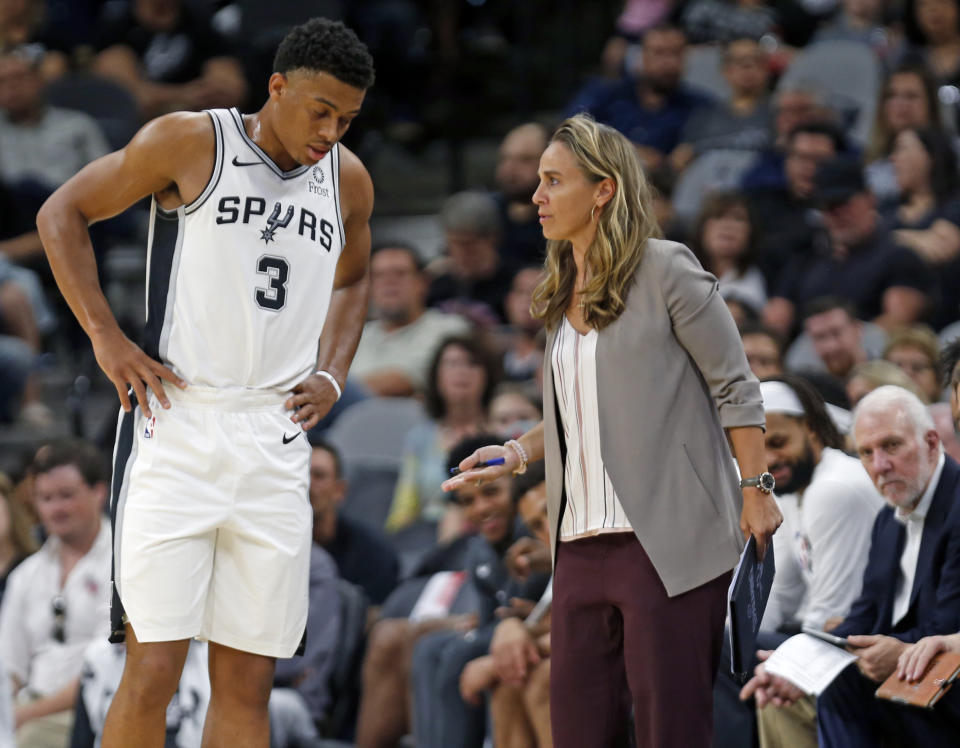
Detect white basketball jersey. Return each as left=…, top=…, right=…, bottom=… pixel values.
left=143, top=108, right=344, bottom=391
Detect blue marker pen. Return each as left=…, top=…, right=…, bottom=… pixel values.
left=449, top=457, right=506, bottom=475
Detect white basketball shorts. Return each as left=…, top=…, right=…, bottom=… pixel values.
left=110, top=385, right=312, bottom=658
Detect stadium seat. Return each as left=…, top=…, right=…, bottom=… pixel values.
left=776, top=40, right=880, bottom=146
left=340, top=461, right=400, bottom=530
left=327, top=397, right=428, bottom=467
left=671, top=149, right=760, bottom=229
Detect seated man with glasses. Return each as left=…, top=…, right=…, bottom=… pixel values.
left=0, top=439, right=111, bottom=748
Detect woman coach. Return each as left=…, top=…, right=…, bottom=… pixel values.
left=443, top=114, right=781, bottom=747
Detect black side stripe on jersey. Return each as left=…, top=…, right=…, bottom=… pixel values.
left=331, top=144, right=345, bottom=247
left=143, top=206, right=182, bottom=361
left=228, top=108, right=310, bottom=180
left=108, top=405, right=138, bottom=643
left=184, top=110, right=225, bottom=216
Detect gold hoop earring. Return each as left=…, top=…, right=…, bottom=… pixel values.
left=591, top=205, right=598, bottom=222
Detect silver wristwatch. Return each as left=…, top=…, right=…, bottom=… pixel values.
left=740, top=472, right=775, bottom=494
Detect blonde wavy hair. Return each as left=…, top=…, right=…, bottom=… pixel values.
left=531, top=114, right=662, bottom=331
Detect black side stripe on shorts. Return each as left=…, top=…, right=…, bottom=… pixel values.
left=109, top=407, right=136, bottom=644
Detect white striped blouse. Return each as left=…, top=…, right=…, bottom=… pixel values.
left=552, top=316, right=634, bottom=540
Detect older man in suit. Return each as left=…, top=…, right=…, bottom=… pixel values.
left=742, top=385, right=960, bottom=747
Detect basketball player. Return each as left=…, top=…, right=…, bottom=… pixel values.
left=36, top=19, right=374, bottom=748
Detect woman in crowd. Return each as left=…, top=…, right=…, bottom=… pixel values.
left=386, top=335, right=500, bottom=541
left=691, top=191, right=767, bottom=321
left=865, top=62, right=942, bottom=202
left=903, top=0, right=960, bottom=90
left=0, top=473, right=34, bottom=602
left=444, top=114, right=780, bottom=748
left=884, top=126, right=960, bottom=328
left=882, top=325, right=944, bottom=403
left=845, top=359, right=927, bottom=406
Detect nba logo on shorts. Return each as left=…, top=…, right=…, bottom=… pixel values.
left=144, top=416, right=156, bottom=439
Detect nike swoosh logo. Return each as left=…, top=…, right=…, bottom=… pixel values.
left=232, top=156, right=263, bottom=167
left=282, top=432, right=302, bottom=444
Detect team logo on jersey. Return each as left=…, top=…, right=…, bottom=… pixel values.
left=260, top=202, right=295, bottom=244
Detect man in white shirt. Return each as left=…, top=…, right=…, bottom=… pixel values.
left=0, top=440, right=111, bottom=748
left=350, top=243, right=469, bottom=396
left=760, top=375, right=884, bottom=634
left=741, top=385, right=960, bottom=747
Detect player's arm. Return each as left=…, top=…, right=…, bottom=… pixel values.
left=286, top=145, right=374, bottom=430
left=36, top=113, right=212, bottom=417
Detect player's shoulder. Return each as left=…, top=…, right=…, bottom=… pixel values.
left=130, top=111, right=216, bottom=158
left=336, top=142, right=374, bottom=215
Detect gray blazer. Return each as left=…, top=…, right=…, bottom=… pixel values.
left=542, top=238, right=765, bottom=597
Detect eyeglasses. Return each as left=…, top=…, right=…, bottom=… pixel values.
left=51, top=595, right=66, bottom=643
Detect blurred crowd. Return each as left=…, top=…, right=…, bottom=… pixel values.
left=5, top=0, right=960, bottom=746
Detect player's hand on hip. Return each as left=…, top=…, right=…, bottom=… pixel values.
left=91, top=327, right=185, bottom=418
left=286, top=372, right=339, bottom=430
left=740, top=487, right=782, bottom=561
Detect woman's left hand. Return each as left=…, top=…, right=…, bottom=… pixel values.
left=740, top=487, right=782, bottom=560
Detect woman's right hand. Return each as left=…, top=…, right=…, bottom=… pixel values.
left=441, top=443, right=519, bottom=492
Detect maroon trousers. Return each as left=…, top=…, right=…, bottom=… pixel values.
left=550, top=533, right=731, bottom=748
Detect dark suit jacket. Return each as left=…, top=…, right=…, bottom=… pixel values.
left=832, top=455, right=960, bottom=642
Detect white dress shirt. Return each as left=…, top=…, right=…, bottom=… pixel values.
left=552, top=316, right=633, bottom=540
left=892, top=452, right=945, bottom=626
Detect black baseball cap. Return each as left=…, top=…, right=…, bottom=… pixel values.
left=813, top=154, right=867, bottom=207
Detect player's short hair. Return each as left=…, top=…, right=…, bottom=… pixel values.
left=273, top=18, right=375, bottom=90
left=32, top=439, right=106, bottom=487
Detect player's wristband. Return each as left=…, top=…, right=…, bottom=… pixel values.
left=504, top=439, right=528, bottom=475
left=314, top=370, right=342, bottom=401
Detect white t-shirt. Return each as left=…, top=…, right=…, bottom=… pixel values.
left=0, top=519, right=111, bottom=696
left=762, top=448, right=883, bottom=631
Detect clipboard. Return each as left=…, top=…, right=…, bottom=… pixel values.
left=728, top=535, right=776, bottom=677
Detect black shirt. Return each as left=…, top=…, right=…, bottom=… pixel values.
left=96, top=4, right=232, bottom=84
left=325, top=513, right=399, bottom=605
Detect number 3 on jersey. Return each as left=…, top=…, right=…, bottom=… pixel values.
left=255, top=255, right=289, bottom=311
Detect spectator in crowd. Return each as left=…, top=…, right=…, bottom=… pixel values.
left=744, top=385, right=960, bottom=747
left=883, top=325, right=944, bottom=403
left=800, top=296, right=871, bottom=381
left=0, top=440, right=111, bottom=747
left=409, top=444, right=550, bottom=748
left=749, top=121, right=846, bottom=289
left=740, top=81, right=836, bottom=194
left=943, top=336, right=960, bottom=430
left=0, top=280, right=42, bottom=424
left=386, top=336, right=500, bottom=539
left=0, top=473, right=33, bottom=603
left=351, top=243, right=470, bottom=397
left=739, top=321, right=786, bottom=380
left=0, top=0, right=68, bottom=79
left=670, top=37, right=772, bottom=173
left=93, top=0, right=247, bottom=119
left=903, top=0, right=960, bottom=89
left=493, top=123, right=549, bottom=266
left=0, top=46, right=110, bottom=196
left=759, top=376, right=884, bottom=635
left=356, top=435, right=548, bottom=748
left=691, top=191, right=767, bottom=318
left=308, top=437, right=399, bottom=606
left=564, top=24, right=712, bottom=171
left=865, top=62, right=943, bottom=203
left=883, top=126, right=960, bottom=329
left=459, top=464, right=552, bottom=748
left=766, top=155, right=933, bottom=336
left=499, top=266, right=545, bottom=384
left=427, top=191, right=517, bottom=325
left=487, top=385, right=541, bottom=441
left=846, top=358, right=927, bottom=405
left=679, top=0, right=779, bottom=44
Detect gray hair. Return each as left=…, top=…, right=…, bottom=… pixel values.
left=852, top=385, right=940, bottom=451
left=440, top=191, right=501, bottom=238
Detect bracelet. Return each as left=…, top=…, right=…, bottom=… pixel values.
left=314, top=370, right=342, bottom=401
left=504, top=439, right=528, bottom=475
